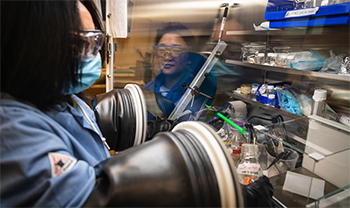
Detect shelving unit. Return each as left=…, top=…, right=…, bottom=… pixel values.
left=225, top=60, right=350, bottom=82
left=221, top=10, right=350, bottom=206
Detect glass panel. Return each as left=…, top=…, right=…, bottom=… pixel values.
left=107, top=0, right=350, bottom=207
left=310, top=184, right=350, bottom=208
left=255, top=116, right=350, bottom=158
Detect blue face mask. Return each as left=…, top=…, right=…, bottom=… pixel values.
left=64, top=53, right=102, bottom=95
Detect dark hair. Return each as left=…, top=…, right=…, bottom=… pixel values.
left=1, top=0, right=84, bottom=109
left=155, top=23, right=196, bottom=49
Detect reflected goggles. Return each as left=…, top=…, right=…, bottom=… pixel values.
left=153, top=45, right=188, bottom=58
left=77, top=29, right=104, bottom=61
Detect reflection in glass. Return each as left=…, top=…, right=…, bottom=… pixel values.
left=144, top=52, right=217, bottom=121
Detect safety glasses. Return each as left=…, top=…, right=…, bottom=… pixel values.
left=77, top=29, right=104, bottom=61
left=153, top=45, right=188, bottom=58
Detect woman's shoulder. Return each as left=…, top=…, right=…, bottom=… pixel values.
left=0, top=95, right=67, bottom=130
left=144, top=80, right=156, bottom=89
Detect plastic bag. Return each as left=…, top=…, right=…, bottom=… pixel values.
left=290, top=50, right=324, bottom=71
left=276, top=88, right=302, bottom=116
left=294, top=93, right=312, bottom=116
left=319, top=50, right=346, bottom=73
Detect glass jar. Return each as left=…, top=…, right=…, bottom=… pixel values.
left=236, top=144, right=263, bottom=185
left=273, top=46, right=290, bottom=54
left=293, top=0, right=306, bottom=9
left=273, top=46, right=290, bottom=67
left=254, top=53, right=266, bottom=64
left=276, top=54, right=288, bottom=67
left=241, top=43, right=266, bottom=63
left=267, top=53, right=277, bottom=66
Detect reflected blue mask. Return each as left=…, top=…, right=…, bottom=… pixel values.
left=63, top=53, right=102, bottom=95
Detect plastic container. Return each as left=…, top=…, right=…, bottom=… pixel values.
left=268, top=94, right=276, bottom=107
left=267, top=147, right=299, bottom=177
left=336, top=113, right=350, bottom=126
left=236, top=144, right=263, bottom=184
left=240, top=84, right=252, bottom=95
left=311, top=89, right=327, bottom=116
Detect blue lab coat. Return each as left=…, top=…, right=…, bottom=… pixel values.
left=0, top=93, right=110, bottom=207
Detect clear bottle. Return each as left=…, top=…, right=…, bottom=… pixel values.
left=236, top=144, right=263, bottom=185
left=268, top=94, right=276, bottom=107
left=229, top=122, right=247, bottom=166
left=267, top=85, right=274, bottom=95
left=336, top=113, right=350, bottom=127
left=311, top=89, right=327, bottom=117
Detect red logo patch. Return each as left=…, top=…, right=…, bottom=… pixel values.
left=48, top=152, right=77, bottom=178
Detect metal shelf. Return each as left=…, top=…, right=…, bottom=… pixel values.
left=225, top=26, right=350, bottom=36
left=225, top=60, right=350, bottom=82
left=224, top=91, right=305, bottom=120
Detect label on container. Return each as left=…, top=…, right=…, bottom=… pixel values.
left=285, top=7, right=319, bottom=18
left=236, top=163, right=261, bottom=176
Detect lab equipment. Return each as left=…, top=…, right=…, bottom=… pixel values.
left=168, top=41, right=227, bottom=120
left=236, top=144, right=263, bottom=185
left=227, top=121, right=247, bottom=165
left=311, top=89, right=327, bottom=117
left=267, top=148, right=299, bottom=177
left=84, top=121, right=244, bottom=207
left=218, top=5, right=228, bottom=42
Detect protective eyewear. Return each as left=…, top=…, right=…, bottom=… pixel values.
left=153, top=45, right=188, bottom=58
left=78, top=29, right=104, bottom=61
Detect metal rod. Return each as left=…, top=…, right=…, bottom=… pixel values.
left=168, top=41, right=227, bottom=120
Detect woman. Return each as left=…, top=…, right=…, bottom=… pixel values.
left=1, top=1, right=109, bottom=206
left=1, top=2, right=273, bottom=207
left=144, top=23, right=217, bottom=120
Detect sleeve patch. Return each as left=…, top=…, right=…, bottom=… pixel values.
left=48, top=152, right=77, bottom=178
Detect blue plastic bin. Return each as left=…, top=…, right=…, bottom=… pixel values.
left=264, top=1, right=350, bottom=28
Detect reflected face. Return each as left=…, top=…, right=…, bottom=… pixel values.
left=157, top=33, right=188, bottom=75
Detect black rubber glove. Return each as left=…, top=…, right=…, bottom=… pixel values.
left=241, top=175, right=274, bottom=208
left=146, top=119, right=174, bottom=141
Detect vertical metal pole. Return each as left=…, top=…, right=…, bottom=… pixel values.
left=105, top=0, right=114, bottom=92
left=168, top=41, right=227, bottom=120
